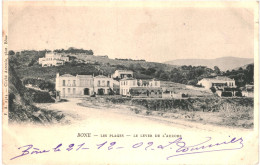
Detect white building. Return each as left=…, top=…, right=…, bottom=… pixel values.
left=56, top=73, right=113, bottom=98
left=120, top=78, right=138, bottom=96
left=112, top=70, right=133, bottom=79
left=149, top=79, right=160, bottom=87
left=119, top=78, right=161, bottom=96
left=197, top=76, right=236, bottom=89
left=39, top=52, right=69, bottom=67
left=93, top=75, right=114, bottom=95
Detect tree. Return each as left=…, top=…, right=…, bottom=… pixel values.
left=28, top=59, right=36, bottom=67
left=246, top=64, right=254, bottom=84
left=210, top=87, right=216, bottom=93
left=214, top=66, right=221, bottom=74
left=8, top=50, right=15, bottom=55
left=159, top=72, right=169, bottom=80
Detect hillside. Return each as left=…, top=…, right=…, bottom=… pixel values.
left=9, top=50, right=253, bottom=87
left=9, top=50, right=178, bottom=82
left=165, top=56, right=254, bottom=71
left=233, top=63, right=254, bottom=70
left=8, top=64, right=65, bottom=124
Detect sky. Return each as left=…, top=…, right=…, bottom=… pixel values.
left=8, top=2, right=255, bottom=62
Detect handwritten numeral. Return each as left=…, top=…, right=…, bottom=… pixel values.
left=145, top=142, right=153, bottom=150
left=76, top=143, right=85, bottom=151
left=108, top=142, right=116, bottom=150
left=132, top=142, right=143, bottom=148
left=53, top=143, right=62, bottom=152
left=97, top=141, right=107, bottom=149
left=66, top=144, right=74, bottom=151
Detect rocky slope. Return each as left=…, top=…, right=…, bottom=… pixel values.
left=8, top=64, right=66, bottom=124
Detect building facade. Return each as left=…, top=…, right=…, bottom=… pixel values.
left=93, top=75, right=114, bottom=95
left=56, top=73, right=113, bottom=98
left=120, top=78, right=138, bottom=96
left=119, top=78, right=161, bottom=97
left=39, top=52, right=69, bottom=67
left=197, top=76, right=236, bottom=89
left=112, top=70, right=133, bottom=79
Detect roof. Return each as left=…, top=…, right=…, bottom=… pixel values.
left=120, top=77, right=137, bottom=81
left=60, top=74, right=74, bottom=77
left=130, top=87, right=162, bottom=90
left=201, top=76, right=233, bottom=81
left=115, top=70, right=133, bottom=73
left=95, top=75, right=110, bottom=78
left=215, top=76, right=233, bottom=81
left=77, top=75, right=93, bottom=78
left=151, top=78, right=160, bottom=81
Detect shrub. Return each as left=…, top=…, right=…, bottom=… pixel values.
left=210, top=87, right=216, bottom=93
left=235, top=91, right=242, bottom=97
left=221, top=92, right=232, bottom=97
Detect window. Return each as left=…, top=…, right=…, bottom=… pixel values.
left=107, top=81, right=110, bottom=87
left=63, top=80, right=66, bottom=86
left=73, top=80, right=76, bottom=86
left=62, top=88, right=65, bottom=95
left=98, top=80, right=100, bottom=86
left=68, top=80, right=70, bottom=86
left=68, top=88, right=71, bottom=93
left=73, top=88, right=76, bottom=94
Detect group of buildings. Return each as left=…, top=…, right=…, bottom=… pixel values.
left=55, top=70, right=253, bottom=98
left=40, top=52, right=252, bottom=98
left=56, top=73, right=114, bottom=98
left=39, top=52, right=69, bottom=67
left=197, top=76, right=253, bottom=97
left=55, top=70, right=164, bottom=98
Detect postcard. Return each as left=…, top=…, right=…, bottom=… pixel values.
left=2, top=1, right=259, bottom=164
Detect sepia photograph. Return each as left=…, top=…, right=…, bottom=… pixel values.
left=2, top=1, right=259, bottom=164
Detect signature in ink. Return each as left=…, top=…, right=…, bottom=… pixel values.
left=10, top=136, right=244, bottom=161
left=163, top=136, right=244, bottom=160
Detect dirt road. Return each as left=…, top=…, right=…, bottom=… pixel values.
left=4, top=98, right=258, bottom=165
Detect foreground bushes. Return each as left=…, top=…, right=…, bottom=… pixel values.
left=25, top=88, right=55, bottom=103
left=105, top=97, right=253, bottom=113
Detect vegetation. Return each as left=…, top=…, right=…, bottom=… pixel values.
left=223, top=64, right=254, bottom=87
left=82, top=96, right=253, bottom=129
left=25, top=88, right=55, bottom=103
left=54, top=47, right=93, bottom=55
left=115, top=58, right=146, bottom=62
left=23, top=78, right=55, bottom=92
left=8, top=64, right=64, bottom=124
left=9, top=49, right=254, bottom=88
left=8, top=50, right=15, bottom=55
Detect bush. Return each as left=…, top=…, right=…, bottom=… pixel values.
left=182, top=93, right=188, bottom=97
left=221, top=92, right=232, bottom=97
left=235, top=91, right=242, bottom=97
left=25, top=88, right=55, bottom=103
left=210, top=87, right=216, bottom=93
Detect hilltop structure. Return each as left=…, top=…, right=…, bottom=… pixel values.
left=39, top=52, right=69, bottom=67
